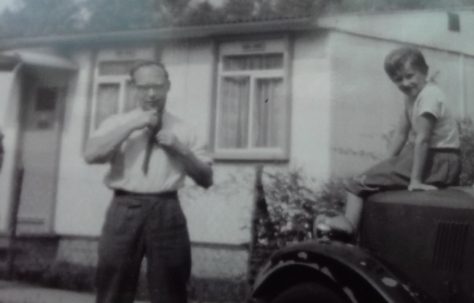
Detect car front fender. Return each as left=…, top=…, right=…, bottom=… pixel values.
left=252, top=240, right=435, bottom=303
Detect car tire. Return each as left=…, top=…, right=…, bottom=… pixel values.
left=271, top=282, right=348, bottom=303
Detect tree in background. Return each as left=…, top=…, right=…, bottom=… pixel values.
left=217, top=0, right=329, bottom=21
left=273, top=0, right=328, bottom=18
left=1, top=0, right=474, bottom=37
left=0, top=0, right=193, bottom=36
left=255, top=0, right=278, bottom=18
left=180, top=1, right=224, bottom=25
left=84, top=0, right=191, bottom=31
left=84, top=0, right=159, bottom=31
left=0, top=0, right=81, bottom=37
left=220, top=0, right=256, bottom=21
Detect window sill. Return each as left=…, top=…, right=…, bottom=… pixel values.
left=212, top=150, right=289, bottom=162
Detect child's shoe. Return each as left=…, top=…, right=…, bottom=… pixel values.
left=314, top=214, right=355, bottom=243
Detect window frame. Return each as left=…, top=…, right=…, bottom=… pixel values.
left=213, top=36, right=291, bottom=161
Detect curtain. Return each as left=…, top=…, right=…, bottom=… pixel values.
left=98, top=60, right=136, bottom=76
left=95, top=83, right=119, bottom=128
left=253, top=78, right=285, bottom=148
left=223, top=53, right=283, bottom=71
left=218, top=76, right=250, bottom=148
left=125, top=81, right=138, bottom=112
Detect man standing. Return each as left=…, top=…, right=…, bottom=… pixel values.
left=84, top=61, right=213, bottom=303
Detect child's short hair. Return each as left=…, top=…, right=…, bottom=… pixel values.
left=384, top=46, right=429, bottom=78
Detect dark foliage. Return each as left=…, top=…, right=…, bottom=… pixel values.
left=256, top=170, right=345, bottom=247
left=83, top=0, right=194, bottom=31
left=179, top=2, right=225, bottom=26
left=2, top=0, right=470, bottom=38
left=0, top=0, right=82, bottom=37
left=459, top=119, right=474, bottom=186
left=248, top=169, right=345, bottom=284
left=221, top=0, right=257, bottom=21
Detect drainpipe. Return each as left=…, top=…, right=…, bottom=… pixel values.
left=6, top=167, right=23, bottom=279
left=459, top=54, right=465, bottom=119
left=2, top=61, right=23, bottom=280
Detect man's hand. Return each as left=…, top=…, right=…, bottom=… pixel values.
left=84, top=111, right=160, bottom=164
left=156, top=131, right=187, bottom=155
left=133, top=110, right=160, bottom=130
left=156, top=130, right=213, bottom=188
left=408, top=181, right=437, bottom=191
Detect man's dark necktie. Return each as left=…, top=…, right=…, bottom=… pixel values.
left=142, top=119, right=161, bottom=175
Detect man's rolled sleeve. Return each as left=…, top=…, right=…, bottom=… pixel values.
left=187, top=129, right=212, bottom=165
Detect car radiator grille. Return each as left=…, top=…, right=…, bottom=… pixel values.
left=432, top=221, right=469, bottom=272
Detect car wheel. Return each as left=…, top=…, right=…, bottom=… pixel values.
left=271, top=282, right=348, bottom=303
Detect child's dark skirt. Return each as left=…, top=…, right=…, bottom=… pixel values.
left=345, top=145, right=461, bottom=198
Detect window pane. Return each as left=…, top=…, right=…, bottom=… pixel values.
left=217, top=77, right=250, bottom=148
left=253, top=78, right=285, bottom=148
left=223, top=53, right=283, bottom=71
left=35, top=88, right=56, bottom=111
left=124, top=81, right=138, bottom=112
left=98, top=60, right=136, bottom=76
left=95, top=84, right=119, bottom=128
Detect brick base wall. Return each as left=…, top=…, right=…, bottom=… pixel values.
left=1, top=235, right=250, bottom=302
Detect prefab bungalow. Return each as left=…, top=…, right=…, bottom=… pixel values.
left=0, top=8, right=472, bottom=299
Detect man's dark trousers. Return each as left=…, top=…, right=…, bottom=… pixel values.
left=95, top=191, right=191, bottom=303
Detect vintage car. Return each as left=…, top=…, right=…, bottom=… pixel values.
left=250, top=187, right=474, bottom=303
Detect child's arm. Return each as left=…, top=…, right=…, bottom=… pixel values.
left=387, top=111, right=410, bottom=157
left=408, top=113, right=437, bottom=191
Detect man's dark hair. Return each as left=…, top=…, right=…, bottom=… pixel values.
left=384, top=46, right=429, bottom=78
left=129, top=60, right=170, bottom=83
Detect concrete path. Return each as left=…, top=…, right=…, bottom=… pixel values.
left=0, top=280, right=147, bottom=303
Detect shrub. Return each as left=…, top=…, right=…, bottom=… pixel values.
left=249, top=169, right=346, bottom=284
left=257, top=169, right=345, bottom=248
left=41, top=261, right=96, bottom=291
left=459, top=119, right=474, bottom=186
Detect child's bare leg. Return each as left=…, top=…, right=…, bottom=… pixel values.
left=344, top=192, right=363, bottom=231
left=315, top=192, right=362, bottom=235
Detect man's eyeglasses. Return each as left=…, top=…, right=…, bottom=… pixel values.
left=134, top=84, right=168, bottom=91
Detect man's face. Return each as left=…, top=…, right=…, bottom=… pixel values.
left=133, top=65, right=170, bottom=112
left=390, top=61, right=427, bottom=99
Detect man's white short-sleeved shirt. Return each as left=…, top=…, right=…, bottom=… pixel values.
left=91, top=109, right=212, bottom=193
left=407, top=83, right=460, bottom=149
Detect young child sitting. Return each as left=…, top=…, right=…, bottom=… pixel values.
left=316, top=46, right=461, bottom=240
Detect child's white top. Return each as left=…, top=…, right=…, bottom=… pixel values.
left=407, top=83, right=460, bottom=149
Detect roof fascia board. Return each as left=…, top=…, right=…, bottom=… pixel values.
left=3, top=50, right=77, bottom=70
left=0, top=17, right=317, bottom=50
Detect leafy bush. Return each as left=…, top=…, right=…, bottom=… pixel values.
left=459, top=119, right=474, bottom=186
left=257, top=169, right=345, bottom=248
left=248, top=168, right=345, bottom=284
left=41, top=261, right=96, bottom=291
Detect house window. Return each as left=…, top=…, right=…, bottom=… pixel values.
left=447, top=12, right=460, bottom=32
left=90, top=48, right=154, bottom=131
left=214, top=38, right=290, bottom=160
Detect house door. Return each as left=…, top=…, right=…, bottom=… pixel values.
left=17, top=71, right=67, bottom=234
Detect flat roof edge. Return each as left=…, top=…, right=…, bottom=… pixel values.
left=0, top=18, right=317, bottom=50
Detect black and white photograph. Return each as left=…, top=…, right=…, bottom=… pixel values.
left=0, top=0, right=473, bottom=302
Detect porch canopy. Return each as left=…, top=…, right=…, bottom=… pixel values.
left=0, top=50, right=77, bottom=71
